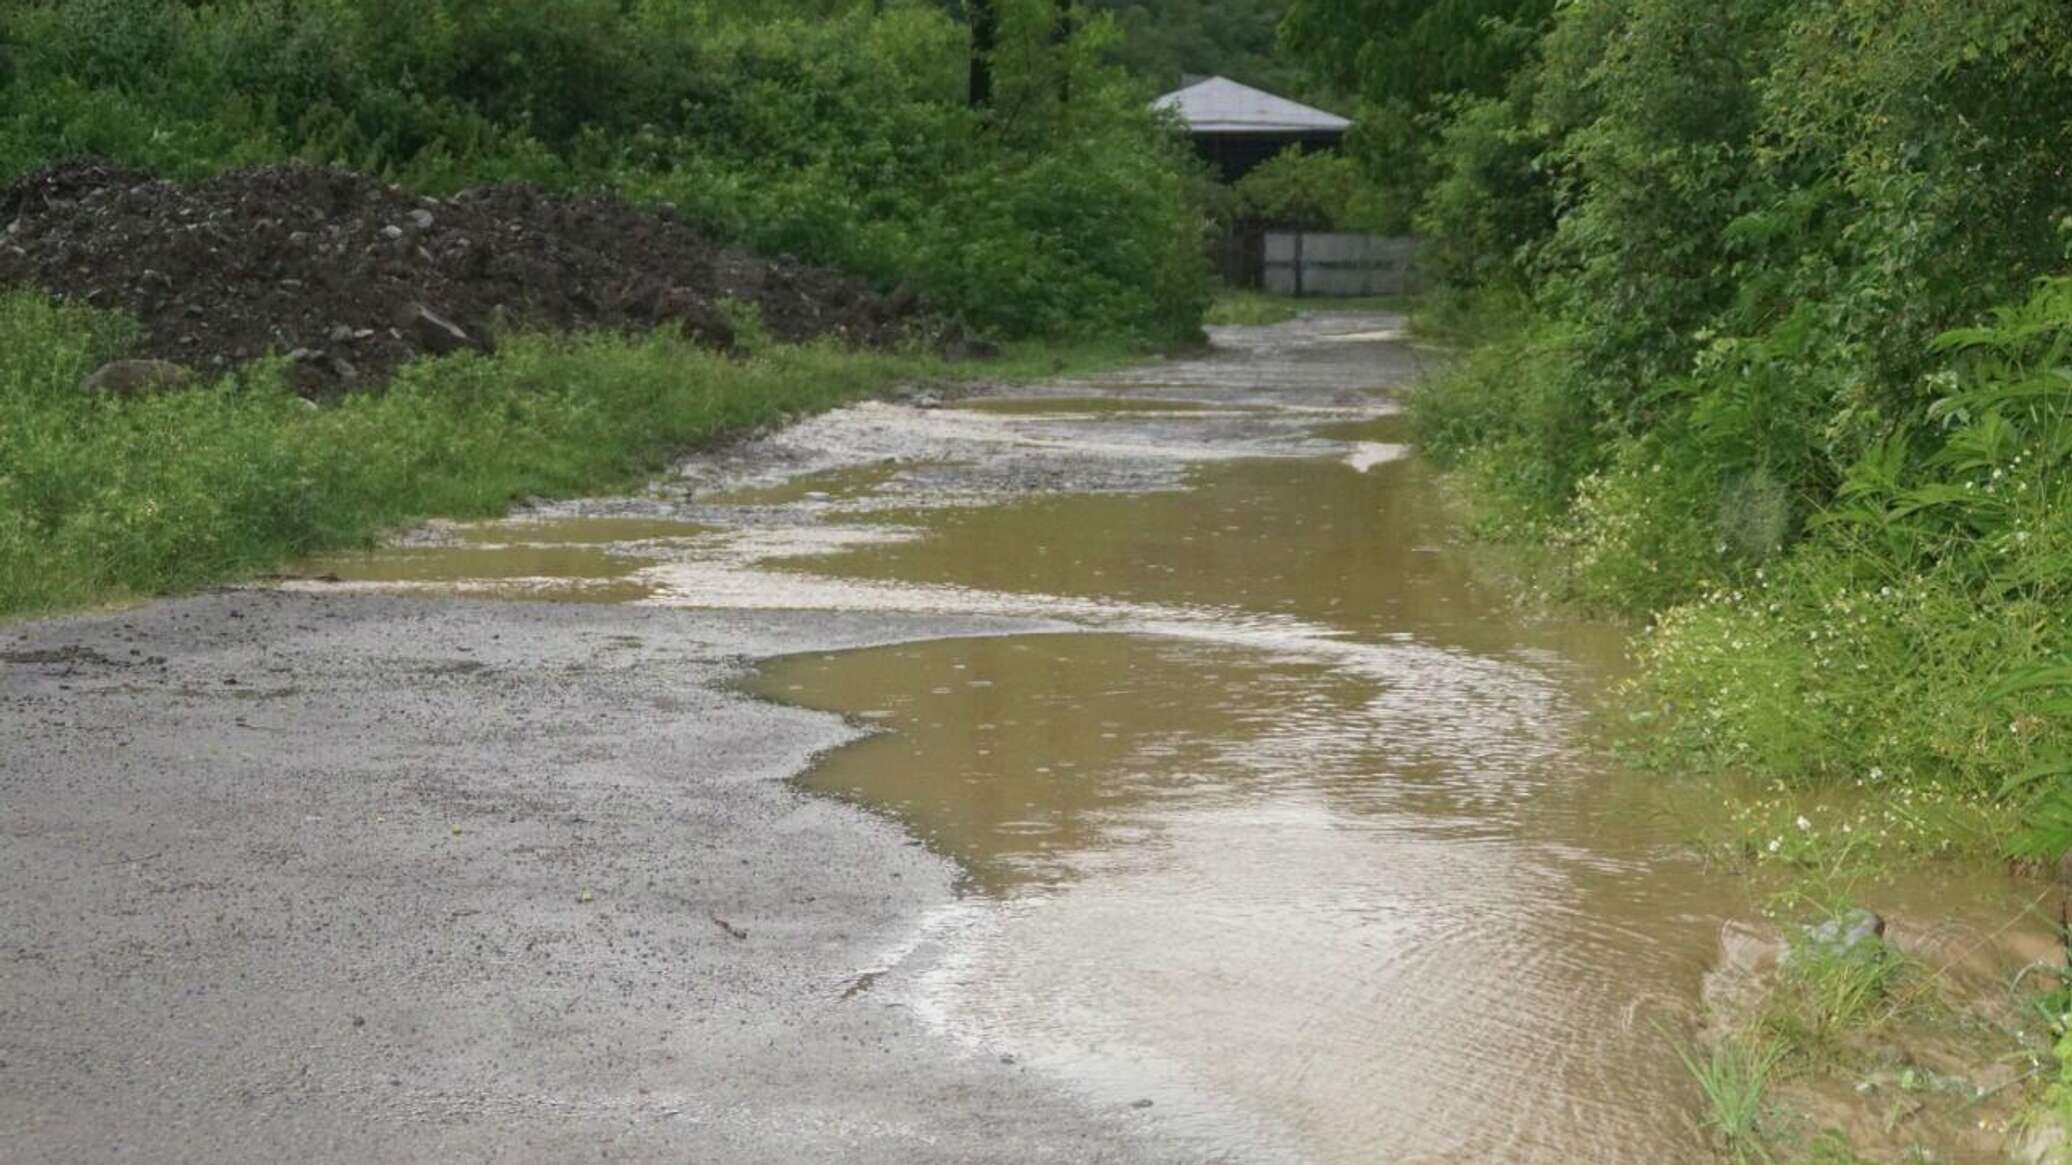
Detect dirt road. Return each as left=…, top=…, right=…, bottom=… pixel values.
left=4, top=318, right=1404, bottom=1164
left=4, top=315, right=1496, bottom=1164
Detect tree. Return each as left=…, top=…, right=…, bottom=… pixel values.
left=969, top=0, right=998, bottom=106
left=1276, top=0, right=1554, bottom=229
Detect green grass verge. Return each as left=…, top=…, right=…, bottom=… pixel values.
left=1204, top=288, right=1420, bottom=327
left=0, top=290, right=1142, bottom=620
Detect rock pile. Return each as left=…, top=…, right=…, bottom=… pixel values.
left=0, top=160, right=930, bottom=393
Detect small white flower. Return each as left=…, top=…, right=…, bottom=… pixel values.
left=1795, top=816, right=1811, bottom=831
left=1766, top=838, right=1782, bottom=853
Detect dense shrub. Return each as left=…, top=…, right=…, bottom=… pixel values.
left=1230, top=147, right=1376, bottom=231
left=1324, top=0, right=2072, bottom=852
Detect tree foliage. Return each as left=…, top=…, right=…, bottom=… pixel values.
left=1276, top=0, right=1554, bottom=231
left=1348, top=0, right=2072, bottom=849
left=1083, top=0, right=1305, bottom=95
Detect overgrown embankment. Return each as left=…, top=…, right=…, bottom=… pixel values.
left=1354, top=0, right=2072, bottom=1154
left=1398, top=0, right=2072, bottom=866
left=0, top=0, right=1210, bottom=619
left=0, top=291, right=967, bottom=618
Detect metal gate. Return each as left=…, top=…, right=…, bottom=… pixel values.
left=1262, top=231, right=1421, bottom=297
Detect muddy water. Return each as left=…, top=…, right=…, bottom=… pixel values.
left=281, top=317, right=1746, bottom=1162
left=750, top=456, right=1728, bottom=1163
left=298, top=514, right=712, bottom=602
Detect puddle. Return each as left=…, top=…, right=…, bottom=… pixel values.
left=732, top=397, right=1737, bottom=1161
left=700, top=463, right=902, bottom=506
left=455, top=516, right=713, bottom=544
left=297, top=543, right=658, bottom=603
left=950, top=397, right=1264, bottom=416
left=1309, top=414, right=1413, bottom=444
left=773, top=455, right=1609, bottom=661
left=753, top=628, right=1721, bottom=1163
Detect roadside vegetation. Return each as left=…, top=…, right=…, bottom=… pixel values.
left=0, top=0, right=1223, bottom=619
left=0, top=0, right=1212, bottom=345
left=0, top=291, right=883, bottom=616
left=1274, top=0, right=2072, bottom=1156
left=1205, top=288, right=1416, bottom=326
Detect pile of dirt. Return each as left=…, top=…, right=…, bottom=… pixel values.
left=0, top=160, right=935, bottom=393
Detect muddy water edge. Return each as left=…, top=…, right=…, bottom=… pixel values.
left=291, top=315, right=2059, bottom=1163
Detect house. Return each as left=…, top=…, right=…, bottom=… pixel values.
left=1150, top=75, right=1351, bottom=183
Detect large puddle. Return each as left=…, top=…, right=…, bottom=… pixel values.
left=279, top=316, right=2054, bottom=1162
left=748, top=460, right=1726, bottom=1163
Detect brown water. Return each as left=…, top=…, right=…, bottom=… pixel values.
left=950, top=396, right=1268, bottom=416
left=747, top=447, right=1740, bottom=1163
left=296, top=514, right=709, bottom=602
left=267, top=315, right=2057, bottom=1161
left=774, top=453, right=1604, bottom=663
left=701, top=463, right=903, bottom=506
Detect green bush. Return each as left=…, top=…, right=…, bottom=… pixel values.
left=1230, top=147, right=1375, bottom=231
left=1625, top=278, right=2071, bottom=827
left=1373, top=0, right=2072, bottom=864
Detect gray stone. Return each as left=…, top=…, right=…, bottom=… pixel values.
left=407, top=209, right=435, bottom=231
left=395, top=302, right=473, bottom=355
left=78, top=359, right=187, bottom=398
left=1803, top=908, right=1886, bottom=954
left=381, top=224, right=404, bottom=240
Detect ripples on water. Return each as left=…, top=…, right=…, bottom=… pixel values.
left=300, top=333, right=1736, bottom=1162
left=754, top=454, right=1731, bottom=1164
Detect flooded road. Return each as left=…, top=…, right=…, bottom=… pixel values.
left=746, top=475, right=1722, bottom=1163
left=294, top=315, right=1734, bottom=1162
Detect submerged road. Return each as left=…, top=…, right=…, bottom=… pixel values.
left=3, top=315, right=1721, bottom=1162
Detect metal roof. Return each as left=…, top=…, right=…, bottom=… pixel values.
left=1151, top=76, right=1352, bottom=136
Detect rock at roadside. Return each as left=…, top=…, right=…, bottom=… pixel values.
left=395, top=302, right=477, bottom=356
left=1800, top=908, right=1886, bottom=956
left=79, top=359, right=187, bottom=397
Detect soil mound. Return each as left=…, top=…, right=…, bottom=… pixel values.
left=0, top=160, right=929, bottom=392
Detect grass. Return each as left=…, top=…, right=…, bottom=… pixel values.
left=0, top=290, right=1144, bottom=620
left=1204, top=288, right=1420, bottom=326
left=1673, top=1030, right=1784, bottom=1160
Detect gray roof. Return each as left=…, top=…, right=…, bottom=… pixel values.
left=1151, top=76, right=1352, bottom=135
